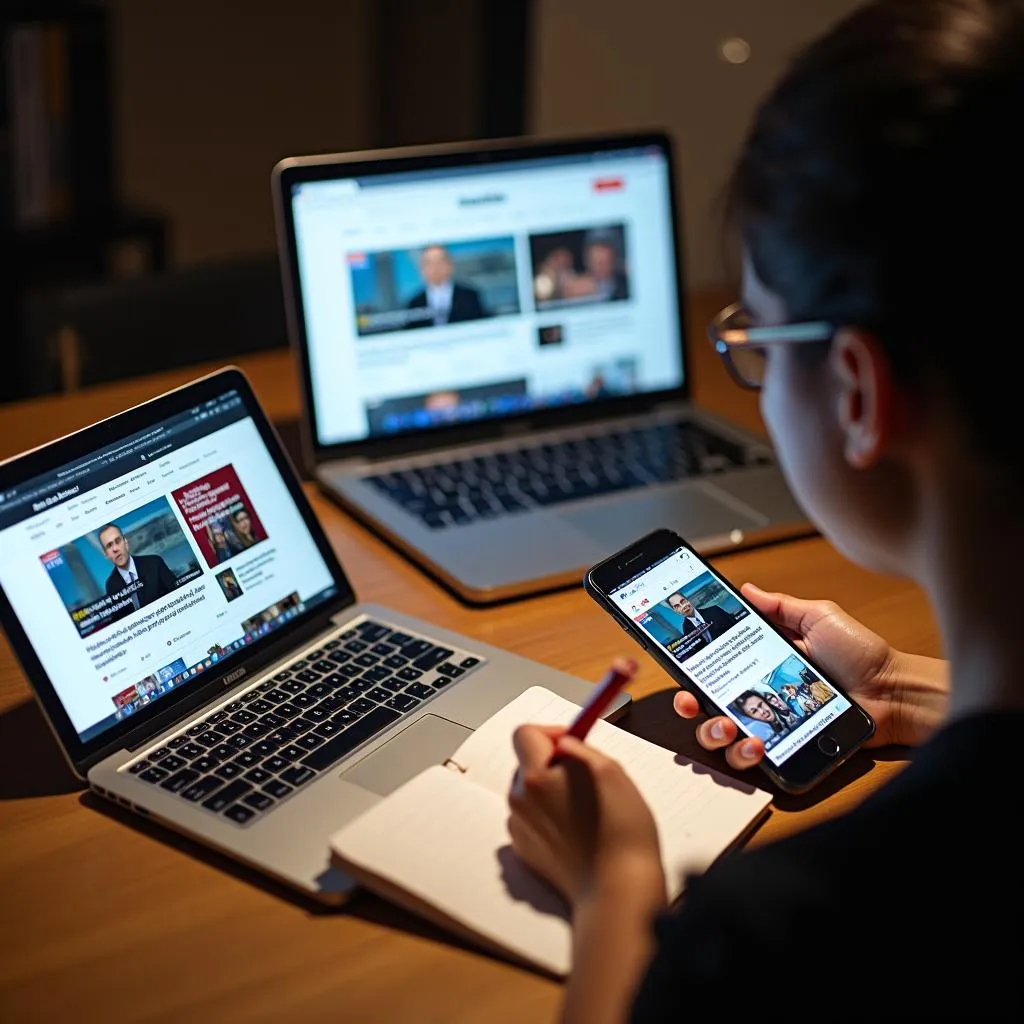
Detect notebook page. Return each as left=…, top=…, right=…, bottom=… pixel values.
left=452, top=686, right=773, bottom=893
left=330, top=764, right=572, bottom=975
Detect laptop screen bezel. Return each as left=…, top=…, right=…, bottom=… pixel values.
left=0, top=368, right=357, bottom=777
left=272, top=130, right=690, bottom=466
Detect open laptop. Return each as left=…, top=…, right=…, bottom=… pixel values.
left=0, top=368, right=623, bottom=902
left=272, top=131, right=813, bottom=605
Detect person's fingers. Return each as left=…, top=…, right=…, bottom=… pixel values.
left=696, top=716, right=740, bottom=750
left=724, top=736, right=765, bottom=771
left=741, top=583, right=827, bottom=642
left=512, top=724, right=558, bottom=772
left=673, top=690, right=701, bottom=719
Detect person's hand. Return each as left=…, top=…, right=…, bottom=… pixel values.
left=507, top=725, right=666, bottom=910
left=673, top=583, right=949, bottom=770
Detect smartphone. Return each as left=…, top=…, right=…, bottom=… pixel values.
left=584, top=528, right=875, bottom=794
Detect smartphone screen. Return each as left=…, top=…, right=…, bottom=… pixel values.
left=609, top=543, right=851, bottom=767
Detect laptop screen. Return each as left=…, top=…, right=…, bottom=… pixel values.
left=288, top=141, right=684, bottom=448
left=0, top=388, right=339, bottom=745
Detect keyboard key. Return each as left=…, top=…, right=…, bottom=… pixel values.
left=273, top=670, right=293, bottom=682
left=231, top=709, right=257, bottom=724
left=248, top=699, right=274, bottom=715
left=328, top=650, right=351, bottom=664
left=210, top=745, right=236, bottom=762
left=324, top=639, right=341, bottom=651
left=181, top=775, right=224, bottom=802
left=354, top=653, right=379, bottom=668
left=370, top=643, right=395, bottom=657
left=260, top=714, right=286, bottom=730
left=234, top=750, right=260, bottom=768
left=226, top=700, right=245, bottom=711
left=331, top=710, right=359, bottom=727
left=226, top=734, right=253, bottom=750
left=312, top=660, right=335, bottom=674
left=320, top=695, right=346, bottom=712
left=264, top=728, right=296, bottom=747
left=405, top=682, right=436, bottom=700
left=192, top=756, right=220, bottom=773
left=179, top=742, right=205, bottom=760
left=292, top=693, right=316, bottom=708
left=301, top=707, right=401, bottom=771
left=244, top=767, right=273, bottom=785
left=313, top=720, right=342, bottom=738
left=437, top=663, right=465, bottom=678
left=297, top=732, right=325, bottom=749
left=431, top=675, right=453, bottom=688
left=274, top=703, right=301, bottom=719
left=384, top=654, right=409, bottom=670
left=460, top=656, right=481, bottom=668
left=278, top=744, right=306, bottom=762
left=209, top=710, right=229, bottom=724
left=412, top=647, right=454, bottom=671
left=139, top=766, right=169, bottom=784
left=386, top=693, right=420, bottom=712
left=149, top=746, right=171, bottom=761
left=128, top=759, right=150, bottom=774
left=348, top=678, right=373, bottom=693
left=305, top=706, right=331, bottom=722
left=223, top=804, right=256, bottom=824
left=160, top=768, right=199, bottom=793
left=215, top=762, right=244, bottom=780
left=356, top=622, right=390, bottom=642
left=306, top=648, right=325, bottom=660
left=262, top=779, right=293, bottom=800
left=241, top=689, right=264, bottom=703
left=262, top=755, right=290, bottom=773
left=291, top=659, right=308, bottom=670
left=158, top=754, right=187, bottom=772
left=367, top=687, right=392, bottom=703
left=242, top=722, right=271, bottom=739
left=280, top=680, right=304, bottom=694
left=382, top=677, right=406, bottom=693
left=387, top=631, right=414, bottom=647
left=365, top=666, right=392, bottom=683
left=216, top=720, right=244, bottom=735
left=339, top=664, right=363, bottom=679
left=186, top=722, right=210, bottom=737
left=306, top=682, right=331, bottom=699
left=263, top=689, right=289, bottom=704
left=397, top=667, right=423, bottom=682
left=196, top=731, right=225, bottom=748
left=251, top=740, right=278, bottom=759
left=349, top=697, right=376, bottom=715
left=400, top=639, right=431, bottom=659
left=243, top=791, right=274, bottom=811
left=280, top=765, right=316, bottom=788
left=202, top=780, right=251, bottom=813
left=168, top=735, right=190, bottom=749
left=296, top=670, right=320, bottom=684
left=289, top=717, right=315, bottom=735
left=344, top=639, right=368, bottom=653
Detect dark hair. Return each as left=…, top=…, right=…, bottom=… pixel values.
left=729, top=0, right=1024, bottom=470
left=732, top=689, right=785, bottom=732
left=97, top=523, right=122, bottom=541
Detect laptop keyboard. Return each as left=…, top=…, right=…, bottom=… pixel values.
left=124, top=618, right=483, bottom=825
left=365, top=420, right=765, bottom=530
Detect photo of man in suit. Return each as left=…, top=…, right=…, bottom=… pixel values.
left=665, top=592, right=737, bottom=654
left=99, top=523, right=177, bottom=612
left=406, top=244, right=489, bottom=327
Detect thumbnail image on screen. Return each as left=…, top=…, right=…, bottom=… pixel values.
left=349, top=236, right=521, bottom=336
left=39, top=497, right=203, bottom=639
left=530, top=223, right=630, bottom=311
left=171, top=464, right=268, bottom=569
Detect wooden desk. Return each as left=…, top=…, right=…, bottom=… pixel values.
left=0, top=298, right=939, bottom=1021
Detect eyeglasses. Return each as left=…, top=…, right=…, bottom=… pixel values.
left=707, top=302, right=834, bottom=390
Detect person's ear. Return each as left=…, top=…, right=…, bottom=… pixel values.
left=829, top=327, right=897, bottom=469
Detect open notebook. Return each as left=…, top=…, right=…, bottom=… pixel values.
left=329, top=686, right=772, bottom=975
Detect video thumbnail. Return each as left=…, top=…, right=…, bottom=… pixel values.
left=638, top=570, right=748, bottom=660
left=241, top=591, right=301, bottom=637
left=215, top=567, right=243, bottom=603
left=530, top=223, right=630, bottom=311
left=171, top=464, right=267, bottom=569
left=40, top=497, right=203, bottom=639
left=349, top=236, right=520, bottom=335
left=728, top=654, right=837, bottom=751
left=365, top=378, right=529, bottom=434
left=111, top=656, right=189, bottom=719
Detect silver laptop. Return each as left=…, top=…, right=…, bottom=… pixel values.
left=0, top=368, right=623, bottom=902
left=272, top=131, right=812, bottom=605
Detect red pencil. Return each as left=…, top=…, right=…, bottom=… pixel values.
left=549, top=657, right=638, bottom=765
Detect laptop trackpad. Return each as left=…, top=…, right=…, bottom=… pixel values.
left=341, top=714, right=472, bottom=796
left=559, top=487, right=762, bottom=550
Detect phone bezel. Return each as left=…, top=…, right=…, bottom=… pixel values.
left=584, top=527, right=875, bottom=794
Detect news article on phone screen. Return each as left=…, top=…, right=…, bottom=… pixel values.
left=585, top=529, right=875, bottom=793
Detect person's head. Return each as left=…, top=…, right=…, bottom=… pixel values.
left=721, top=0, right=1024, bottom=580
left=763, top=691, right=789, bottom=712
left=98, top=524, right=130, bottom=568
left=584, top=239, right=618, bottom=281
left=210, top=522, right=228, bottom=546
left=782, top=684, right=799, bottom=698
left=419, top=245, right=454, bottom=287
left=232, top=508, right=253, bottom=538
left=736, top=690, right=782, bottom=727
left=667, top=592, right=694, bottom=617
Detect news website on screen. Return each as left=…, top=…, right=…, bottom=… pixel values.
left=0, top=392, right=337, bottom=743
left=290, top=145, right=684, bottom=446
left=612, top=547, right=851, bottom=765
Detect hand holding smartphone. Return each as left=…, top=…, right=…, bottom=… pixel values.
left=584, top=529, right=874, bottom=793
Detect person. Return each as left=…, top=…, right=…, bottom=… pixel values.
left=206, top=519, right=242, bottom=564
left=760, top=687, right=804, bottom=727
left=664, top=592, right=736, bottom=650
left=730, top=689, right=790, bottom=745
left=505, top=1, right=1022, bottom=1018
left=780, top=682, right=805, bottom=718
left=583, top=234, right=629, bottom=302
left=405, top=244, right=487, bottom=327
left=218, top=570, right=242, bottom=601
left=99, top=523, right=177, bottom=611
left=230, top=507, right=263, bottom=549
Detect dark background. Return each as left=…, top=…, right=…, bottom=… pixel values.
left=2, top=0, right=860, bottom=403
